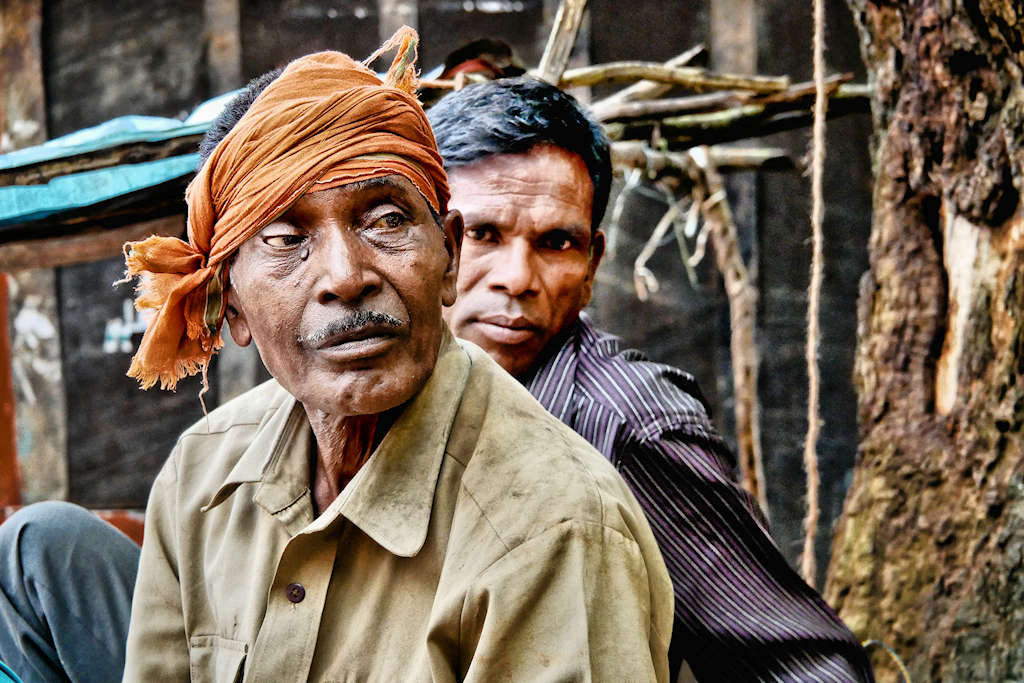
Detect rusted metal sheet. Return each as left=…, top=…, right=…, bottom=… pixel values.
left=94, top=508, right=145, bottom=545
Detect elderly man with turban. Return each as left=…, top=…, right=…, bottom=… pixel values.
left=0, top=32, right=673, bottom=682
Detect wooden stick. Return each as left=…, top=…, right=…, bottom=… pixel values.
left=596, top=73, right=853, bottom=122
left=610, top=141, right=790, bottom=174
left=690, top=147, right=768, bottom=517
left=561, top=61, right=789, bottom=92
left=418, top=72, right=492, bottom=91
left=605, top=86, right=870, bottom=146
left=595, top=92, right=742, bottom=122
left=593, top=45, right=707, bottom=108
left=533, top=0, right=589, bottom=85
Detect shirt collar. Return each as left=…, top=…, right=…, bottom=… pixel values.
left=201, top=385, right=307, bottom=514
left=203, top=328, right=471, bottom=558
left=524, top=313, right=585, bottom=421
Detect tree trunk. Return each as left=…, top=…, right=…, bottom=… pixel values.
left=825, top=1, right=1024, bottom=680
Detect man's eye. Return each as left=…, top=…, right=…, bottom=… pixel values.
left=465, top=227, right=497, bottom=243
left=263, top=234, right=305, bottom=248
left=373, top=212, right=410, bottom=230
left=540, top=232, right=576, bottom=251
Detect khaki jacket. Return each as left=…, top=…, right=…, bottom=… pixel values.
left=123, top=333, right=673, bottom=682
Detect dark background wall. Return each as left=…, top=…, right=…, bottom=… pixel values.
left=34, top=0, right=872, bottom=578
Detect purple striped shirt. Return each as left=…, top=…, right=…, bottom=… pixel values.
left=525, top=313, right=873, bottom=682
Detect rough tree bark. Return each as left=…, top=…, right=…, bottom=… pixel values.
left=825, top=1, right=1024, bottom=681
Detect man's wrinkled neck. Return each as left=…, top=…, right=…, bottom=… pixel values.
left=305, top=404, right=402, bottom=515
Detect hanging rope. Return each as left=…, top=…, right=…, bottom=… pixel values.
left=862, top=640, right=914, bottom=682
left=801, top=0, right=827, bottom=585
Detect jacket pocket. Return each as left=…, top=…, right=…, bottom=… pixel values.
left=188, top=635, right=248, bottom=683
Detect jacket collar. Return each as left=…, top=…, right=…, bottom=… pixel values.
left=203, top=328, right=471, bottom=558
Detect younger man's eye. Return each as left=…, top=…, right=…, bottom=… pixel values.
left=540, top=231, right=576, bottom=251
left=465, top=226, right=498, bottom=243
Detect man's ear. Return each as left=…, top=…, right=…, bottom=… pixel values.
left=224, top=285, right=252, bottom=347
left=580, top=229, right=606, bottom=307
left=440, top=209, right=463, bottom=307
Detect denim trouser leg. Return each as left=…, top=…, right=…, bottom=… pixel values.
left=0, top=502, right=140, bottom=683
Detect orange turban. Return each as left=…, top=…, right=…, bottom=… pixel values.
left=121, top=27, right=449, bottom=391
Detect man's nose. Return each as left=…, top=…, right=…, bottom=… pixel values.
left=314, top=229, right=382, bottom=304
left=487, top=240, right=539, bottom=297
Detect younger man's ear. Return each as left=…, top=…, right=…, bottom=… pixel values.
left=580, top=230, right=606, bottom=308
left=224, top=287, right=252, bottom=347
left=440, top=209, right=462, bottom=307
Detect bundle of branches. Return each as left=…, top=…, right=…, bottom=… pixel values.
left=585, top=64, right=869, bottom=151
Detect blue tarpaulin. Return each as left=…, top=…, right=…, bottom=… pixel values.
left=0, top=90, right=237, bottom=231
left=0, top=117, right=206, bottom=172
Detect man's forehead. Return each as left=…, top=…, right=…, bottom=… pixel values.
left=448, top=151, right=592, bottom=223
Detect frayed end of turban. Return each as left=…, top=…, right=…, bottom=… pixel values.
left=119, top=235, right=226, bottom=391
left=364, top=25, right=420, bottom=94
left=125, top=332, right=224, bottom=392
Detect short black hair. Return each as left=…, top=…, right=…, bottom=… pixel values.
left=198, top=67, right=283, bottom=163
left=427, top=77, right=611, bottom=231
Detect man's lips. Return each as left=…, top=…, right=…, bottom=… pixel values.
left=314, top=323, right=399, bottom=349
left=470, top=315, right=541, bottom=345
left=306, top=323, right=402, bottom=361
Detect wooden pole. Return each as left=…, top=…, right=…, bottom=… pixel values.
left=0, top=274, right=21, bottom=506
left=693, top=148, right=767, bottom=518
left=1, top=0, right=67, bottom=504
left=710, top=0, right=767, bottom=517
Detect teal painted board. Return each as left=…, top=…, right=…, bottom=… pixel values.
left=0, top=154, right=199, bottom=227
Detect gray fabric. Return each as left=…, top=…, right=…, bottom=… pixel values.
left=0, top=502, right=139, bottom=683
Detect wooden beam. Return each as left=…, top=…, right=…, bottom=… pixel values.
left=710, top=0, right=757, bottom=75
left=204, top=0, right=242, bottom=93
left=592, top=46, right=707, bottom=110
left=0, top=215, right=185, bottom=272
left=559, top=62, right=788, bottom=92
